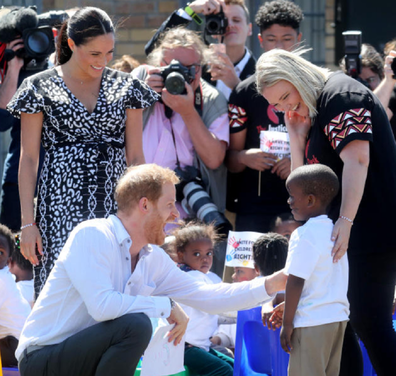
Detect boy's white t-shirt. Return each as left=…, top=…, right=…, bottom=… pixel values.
left=0, top=267, right=32, bottom=339
left=180, top=270, right=222, bottom=351
left=284, top=215, right=349, bottom=328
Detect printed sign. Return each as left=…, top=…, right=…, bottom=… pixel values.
left=225, top=231, right=263, bottom=268
left=260, top=130, right=290, bottom=160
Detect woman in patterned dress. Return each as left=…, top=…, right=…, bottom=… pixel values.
left=256, top=49, right=396, bottom=376
left=7, top=7, right=159, bottom=297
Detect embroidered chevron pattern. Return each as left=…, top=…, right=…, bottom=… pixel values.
left=324, top=108, right=372, bottom=149
left=228, top=103, right=248, bottom=128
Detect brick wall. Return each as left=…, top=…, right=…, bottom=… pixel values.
left=41, top=0, right=180, bottom=63
left=324, top=0, right=337, bottom=70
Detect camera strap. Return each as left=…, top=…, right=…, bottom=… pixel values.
left=169, top=84, right=204, bottom=170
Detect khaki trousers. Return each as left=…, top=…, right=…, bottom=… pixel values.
left=288, top=321, right=348, bottom=376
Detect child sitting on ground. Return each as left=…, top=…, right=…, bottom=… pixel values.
left=272, top=164, right=349, bottom=376
left=0, top=224, right=31, bottom=367
left=8, top=234, right=34, bottom=307
left=173, top=221, right=234, bottom=376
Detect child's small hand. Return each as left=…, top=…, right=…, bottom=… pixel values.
left=269, top=302, right=285, bottom=329
left=280, top=323, right=294, bottom=354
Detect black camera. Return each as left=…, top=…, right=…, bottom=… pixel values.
left=342, top=31, right=362, bottom=78
left=392, top=57, right=396, bottom=80
left=205, top=6, right=228, bottom=36
left=174, top=165, right=232, bottom=236
left=0, top=6, right=67, bottom=69
left=159, top=59, right=196, bottom=95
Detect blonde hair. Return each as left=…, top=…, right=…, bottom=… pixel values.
left=111, top=55, right=140, bottom=73
left=115, top=164, right=179, bottom=213
left=147, top=27, right=209, bottom=66
left=256, top=49, right=330, bottom=118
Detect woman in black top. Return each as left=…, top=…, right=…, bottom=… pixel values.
left=256, top=49, right=396, bottom=376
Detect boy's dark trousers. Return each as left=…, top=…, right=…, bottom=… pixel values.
left=19, top=313, right=152, bottom=376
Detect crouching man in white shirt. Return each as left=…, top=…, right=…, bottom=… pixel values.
left=16, top=163, right=287, bottom=376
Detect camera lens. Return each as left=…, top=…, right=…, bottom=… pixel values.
left=206, top=19, right=221, bottom=34
left=165, top=72, right=186, bottom=95
left=26, top=30, right=50, bottom=54
left=23, top=26, right=55, bottom=59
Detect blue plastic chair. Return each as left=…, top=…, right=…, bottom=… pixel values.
left=2, top=369, right=20, bottom=376
left=268, top=328, right=289, bottom=376
left=233, top=306, right=272, bottom=376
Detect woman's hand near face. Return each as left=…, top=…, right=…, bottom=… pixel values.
left=284, top=111, right=311, bottom=170
left=285, top=110, right=311, bottom=138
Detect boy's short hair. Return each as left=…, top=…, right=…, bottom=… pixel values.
left=286, top=164, right=340, bottom=208
left=255, top=0, right=304, bottom=33
left=252, top=232, right=288, bottom=276
left=225, top=0, right=250, bottom=23
left=0, top=223, right=15, bottom=257
left=115, top=164, right=179, bottom=214
left=12, top=234, right=33, bottom=271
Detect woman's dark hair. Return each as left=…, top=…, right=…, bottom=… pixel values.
left=252, top=233, right=288, bottom=276
left=56, top=7, right=114, bottom=65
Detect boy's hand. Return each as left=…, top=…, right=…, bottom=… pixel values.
left=269, top=302, right=285, bottom=329
left=280, top=324, right=294, bottom=354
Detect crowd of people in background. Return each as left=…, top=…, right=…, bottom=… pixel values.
left=0, top=0, right=396, bottom=375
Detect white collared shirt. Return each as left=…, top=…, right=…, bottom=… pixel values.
left=16, top=215, right=273, bottom=361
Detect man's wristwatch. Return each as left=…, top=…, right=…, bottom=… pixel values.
left=169, top=297, right=176, bottom=311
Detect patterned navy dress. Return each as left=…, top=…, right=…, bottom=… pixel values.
left=7, top=67, right=159, bottom=296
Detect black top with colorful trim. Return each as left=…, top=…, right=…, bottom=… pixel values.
left=306, top=71, right=396, bottom=254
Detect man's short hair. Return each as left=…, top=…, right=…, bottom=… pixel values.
left=255, top=0, right=304, bottom=33
left=115, top=164, right=179, bottom=213
left=225, top=0, right=250, bottom=23
left=147, top=27, right=208, bottom=66
left=286, top=164, right=339, bottom=208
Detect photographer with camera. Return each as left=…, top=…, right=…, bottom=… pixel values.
left=0, top=6, right=51, bottom=232
left=133, top=27, right=230, bottom=243
left=373, top=47, right=396, bottom=138
left=144, top=0, right=253, bottom=100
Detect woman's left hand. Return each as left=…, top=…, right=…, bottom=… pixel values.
left=331, top=218, right=352, bottom=262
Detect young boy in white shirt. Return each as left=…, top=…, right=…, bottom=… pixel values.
left=0, top=224, right=31, bottom=367
left=279, top=164, right=349, bottom=376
